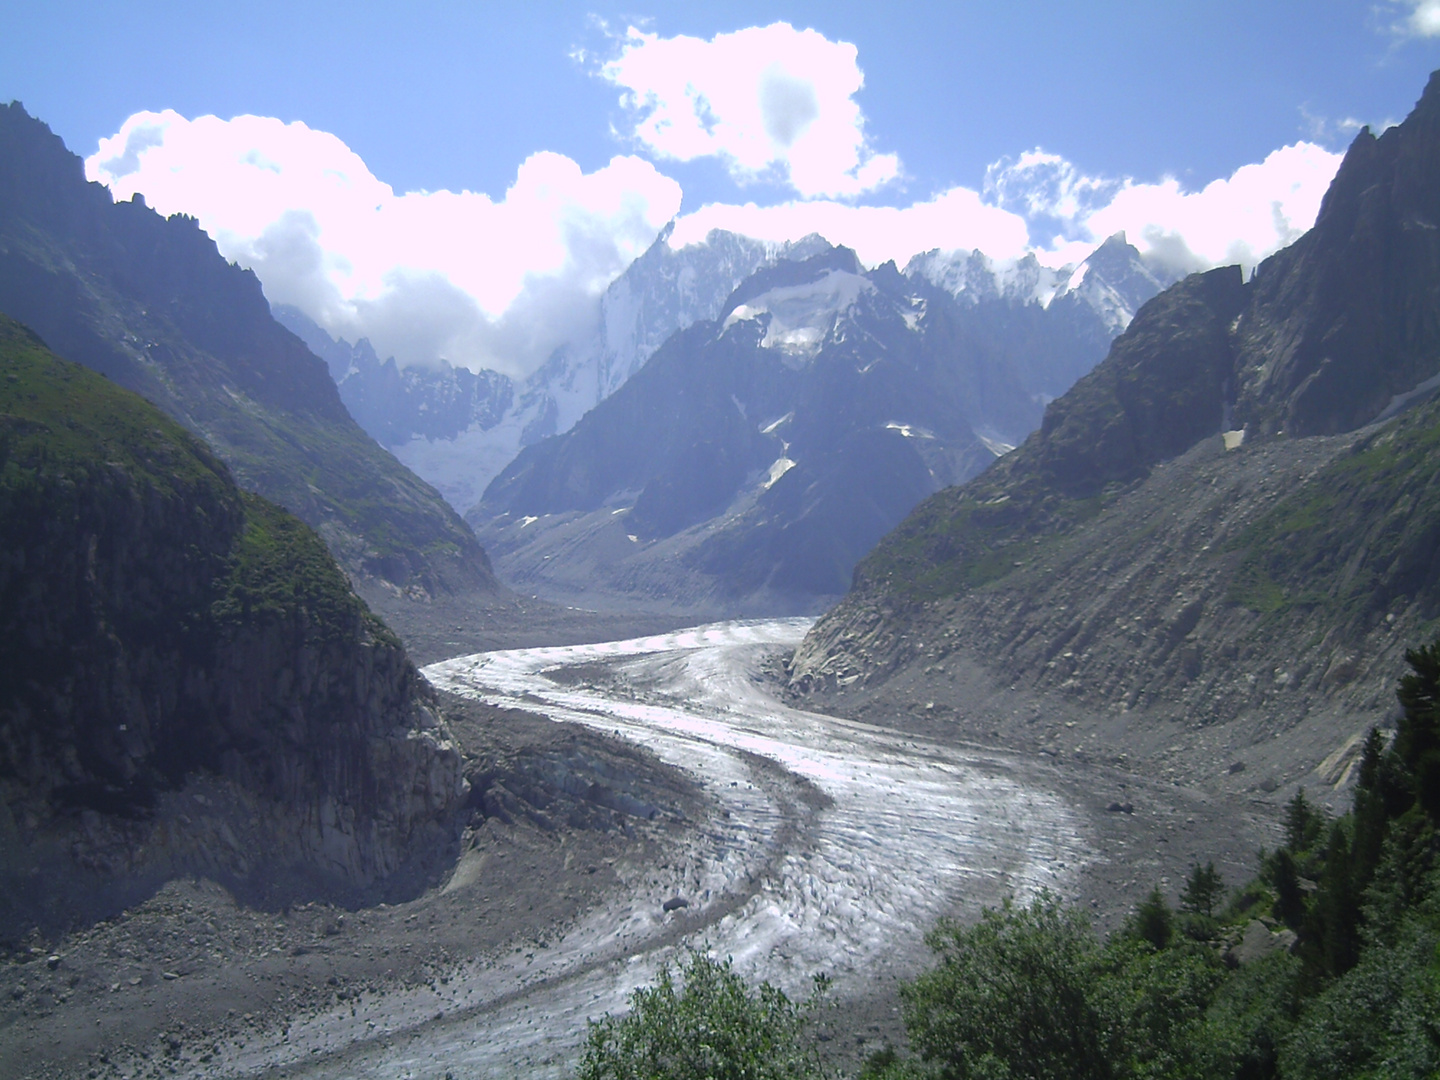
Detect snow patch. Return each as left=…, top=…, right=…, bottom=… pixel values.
left=979, top=434, right=1016, bottom=457
left=885, top=421, right=936, bottom=440
left=763, top=457, right=797, bottom=490
left=760, top=411, right=794, bottom=435
left=722, top=269, right=873, bottom=362
left=1371, top=369, right=1440, bottom=425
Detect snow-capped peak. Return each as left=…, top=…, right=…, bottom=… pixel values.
left=722, top=268, right=873, bottom=361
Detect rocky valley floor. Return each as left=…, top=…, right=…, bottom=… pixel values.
left=2, top=612, right=1287, bottom=1080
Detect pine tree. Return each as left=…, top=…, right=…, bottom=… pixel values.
left=1350, top=728, right=1390, bottom=893
left=1179, top=862, right=1225, bottom=919
left=1397, top=640, right=1440, bottom=821
left=1283, top=788, right=1324, bottom=855
left=1134, top=887, right=1174, bottom=949
left=1317, top=822, right=1359, bottom=976
left=1269, top=849, right=1305, bottom=929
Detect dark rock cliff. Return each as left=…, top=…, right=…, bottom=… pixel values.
left=0, top=316, right=468, bottom=939
left=0, top=103, right=498, bottom=603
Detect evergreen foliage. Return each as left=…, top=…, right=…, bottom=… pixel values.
left=1179, top=862, right=1225, bottom=920
left=576, top=952, right=830, bottom=1080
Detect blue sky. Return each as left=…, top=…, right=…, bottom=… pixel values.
left=5, top=1, right=1440, bottom=375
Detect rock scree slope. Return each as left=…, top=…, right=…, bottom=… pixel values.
left=791, top=70, right=1440, bottom=792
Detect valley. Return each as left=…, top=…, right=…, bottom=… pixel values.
left=3, top=620, right=1272, bottom=1080
left=4, top=24, right=1439, bottom=1080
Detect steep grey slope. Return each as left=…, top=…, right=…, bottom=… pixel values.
left=789, top=71, right=1440, bottom=796
left=468, top=237, right=1155, bottom=614
left=0, top=315, right=467, bottom=939
left=0, top=103, right=498, bottom=602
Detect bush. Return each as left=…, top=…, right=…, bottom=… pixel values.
left=900, top=892, right=1112, bottom=1080
left=576, top=951, right=829, bottom=1080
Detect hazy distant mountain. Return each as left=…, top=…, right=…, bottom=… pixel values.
left=467, top=234, right=1170, bottom=614
left=297, top=225, right=1171, bottom=521
left=0, top=103, right=498, bottom=602
left=281, top=226, right=833, bottom=512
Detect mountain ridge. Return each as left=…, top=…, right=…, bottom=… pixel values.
left=465, top=233, right=1168, bottom=613
left=786, top=70, right=1440, bottom=800
left=0, top=102, right=499, bottom=603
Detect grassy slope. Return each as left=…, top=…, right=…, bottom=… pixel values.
left=1228, top=394, right=1440, bottom=632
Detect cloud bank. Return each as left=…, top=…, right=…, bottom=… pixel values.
left=87, top=111, right=682, bottom=376
left=84, top=22, right=1346, bottom=378
left=670, top=140, right=1342, bottom=277
left=1393, top=0, right=1440, bottom=38
left=598, top=22, right=898, bottom=198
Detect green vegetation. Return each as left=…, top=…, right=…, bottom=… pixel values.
left=0, top=315, right=235, bottom=508
left=581, top=635, right=1440, bottom=1079
left=1, top=315, right=402, bottom=815
left=1228, top=396, right=1440, bottom=628
left=576, top=952, right=831, bottom=1080
left=0, top=314, right=381, bottom=648
left=212, top=492, right=395, bottom=644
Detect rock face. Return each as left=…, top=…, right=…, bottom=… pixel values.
left=288, top=225, right=1171, bottom=521
left=275, top=227, right=833, bottom=513
left=790, top=71, right=1440, bottom=778
left=466, top=237, right=1167, bottom=614
left=0, top=317, right=468, bottom=938
left=0, top=103, right=498, bottom=602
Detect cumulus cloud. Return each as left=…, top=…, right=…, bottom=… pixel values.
left=86, top=111, right=682, bottom=376
left=599, top=22, right=899, bottom=199
left=668, top=140, right=1343, bottom=279
left=984, top=141, right=1344, bottom=275
left=1393, top=0, right=1440, bottom=37
left=86, top=93, right=1346, bottom=382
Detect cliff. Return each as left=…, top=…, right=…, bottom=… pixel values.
left=0, top=316, right=468, bottom=938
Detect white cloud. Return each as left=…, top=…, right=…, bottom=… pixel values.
left=669, top=140, right=1343, bottom=279
left=671, top=186, right=1031, bottom=267
left=1071, top=142, right=1344, bottom=274
left=86, top=111, right=682, bottom=376
left=1394, top=0, right=1440, bottom=37
left=85, top=97, right=1346, bottom=382
left=599, top=22, right=899, bottom=199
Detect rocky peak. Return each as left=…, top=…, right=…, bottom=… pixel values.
left=1234, top=68, right=1440, bottom=436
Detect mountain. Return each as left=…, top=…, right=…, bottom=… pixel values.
left=466, top=235, right=1167, bottom=614
left=907, top=231, right=1176, bottom=403
left=0, top=315, right=467, bottom=938
left=285, top=226, right=1172, bottom=521
left=788, top=71, right=1440, bottom=798
left=278, top=227, right=834, bottom=514
left=0, top=102, right=498, bottom=604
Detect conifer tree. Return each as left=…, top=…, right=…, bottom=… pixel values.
left=1179, top=862, right=1225, bottom=919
